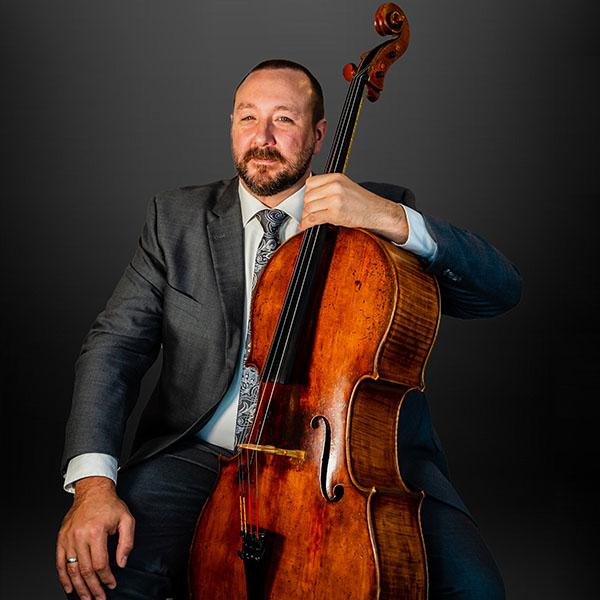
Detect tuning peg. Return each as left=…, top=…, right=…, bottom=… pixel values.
left=343, top=63, right=357, bottom=82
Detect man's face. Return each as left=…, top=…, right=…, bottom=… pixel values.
left=231, top=68, right=326, bottom=197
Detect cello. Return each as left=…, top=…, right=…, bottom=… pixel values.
left=190, top=4, right=439, bottom=598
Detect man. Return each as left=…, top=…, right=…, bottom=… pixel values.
left=57, top=59, right=521, bottom=599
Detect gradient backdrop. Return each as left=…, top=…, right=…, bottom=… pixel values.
left=1, top=1, right=598, bottom=597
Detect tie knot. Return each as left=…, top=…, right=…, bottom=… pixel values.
left=256, top=209, right=289, bottom=241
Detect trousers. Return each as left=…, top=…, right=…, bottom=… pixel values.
left=69, top=436, right=505, bottom=600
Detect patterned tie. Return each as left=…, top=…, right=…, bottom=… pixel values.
left=235, top=208, right=289, bottom=445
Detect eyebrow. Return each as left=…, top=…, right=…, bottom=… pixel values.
left=234, top=102, right=300, bottom=115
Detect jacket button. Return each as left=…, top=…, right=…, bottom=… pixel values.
left=442, top=268, right=461, bottom=282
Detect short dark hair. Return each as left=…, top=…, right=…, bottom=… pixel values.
left=233, top=59, right=325, bottom=126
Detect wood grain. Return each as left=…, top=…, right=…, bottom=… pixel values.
left=189, top=227, right=439, bottom=599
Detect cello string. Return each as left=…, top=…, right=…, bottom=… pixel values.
left=248, top=75, right=367, bottom=463
left=243, top=76, right=360, bottom=536
left=238, top=226, right=319, bottom=532
left=239, top=62, right=369, bottom=463
left=328, top=68, right=368, bottom=172
left=245, top=70, right=364, bottom=447
left=239, top=68, right=368, bottom=534
left=241, top=70, right=367, bottom=535
left=241, top=70, right=363, bottom=449
left=246, top=70, right=366, bottom=472
left=236, top=169, right=334, bottom=530
left=328, top=66, right=368, bottom=172
left=243, top=223, right=323, bottom=531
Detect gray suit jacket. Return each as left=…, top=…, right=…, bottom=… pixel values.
left=62, top=176, right=522, bottom=517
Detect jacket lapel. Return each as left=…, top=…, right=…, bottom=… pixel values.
left=206, top=177, right=245, bottom=374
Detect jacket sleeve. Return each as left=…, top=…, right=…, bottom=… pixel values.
left=61, top=196, right=166, bottom=473
left=422, top=208, right=522, bottom=319
left=360, top=182, right=522, bottom=319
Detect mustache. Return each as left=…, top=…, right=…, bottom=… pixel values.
left=243, top=147, right=285, bottom=163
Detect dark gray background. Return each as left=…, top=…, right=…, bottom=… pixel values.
left=1, top=0, right=598, bottom=597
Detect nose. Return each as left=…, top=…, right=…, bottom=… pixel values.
left=253, top=119, right=276, bottom=146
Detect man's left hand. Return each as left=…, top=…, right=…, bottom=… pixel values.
left=300, top=173, right=409, bottom=244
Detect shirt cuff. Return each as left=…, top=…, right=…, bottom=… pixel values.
left=63, top=453, right=118, bottom=494
left=392, top=204, right=438, bottom=263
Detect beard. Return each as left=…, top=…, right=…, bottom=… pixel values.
left=233, top=143, right=314, bottom=197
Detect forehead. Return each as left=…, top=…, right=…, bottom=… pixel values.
left=234, top=69, right=313, bottom=115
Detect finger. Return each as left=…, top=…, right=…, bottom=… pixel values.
left=299, top=207, right=332, bottom=230
left=89, top=530, right=116, bottom=590
left=116, top=512, right=135, bottom=568
left=303, top=196, right=333, bottom=217
left=74, top=538, right=106, bottom=600
left=55, top=542, right=73, bottom=594
left=304, top=187, right=347, bottom=222
left=301, top=193, right=344, bottom=228
left=65, top=548, right=94, bottom=600
left=304, top=181, right=342, bottom=205
left=305, top=172, right=345, bottom=191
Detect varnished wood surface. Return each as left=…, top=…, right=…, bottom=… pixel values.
left=189, top=228, right=439, bottom=598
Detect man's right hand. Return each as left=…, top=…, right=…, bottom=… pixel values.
left=56, top=476, right=135, bottom=600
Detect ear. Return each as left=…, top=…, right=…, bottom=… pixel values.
left=312, top=118, right=328, bottom=155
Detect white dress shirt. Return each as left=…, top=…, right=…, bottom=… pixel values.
left=63, top=179, right=437, bottom=492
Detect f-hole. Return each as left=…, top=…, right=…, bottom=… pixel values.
left=310, top=415, right=344, bottom=503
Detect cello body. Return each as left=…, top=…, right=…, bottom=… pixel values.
left=189, top=227, right=439, bottom=599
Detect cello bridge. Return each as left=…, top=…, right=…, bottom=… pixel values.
left=238, top=443, right=305, bottom=462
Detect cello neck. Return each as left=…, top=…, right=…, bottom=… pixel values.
left=259, top=13, right=410, bottom=386
left=323, top=67, right=369, bottom=175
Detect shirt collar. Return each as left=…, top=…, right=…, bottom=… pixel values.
left=238, top=178, right=305, bottom=228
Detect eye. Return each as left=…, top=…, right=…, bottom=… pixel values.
left=277, top=116, right=293, bottom=123
left=240, top=115, right=255, bottom=121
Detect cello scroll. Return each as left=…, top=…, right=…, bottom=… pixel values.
left=343, top=3, right=410, bottom=102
